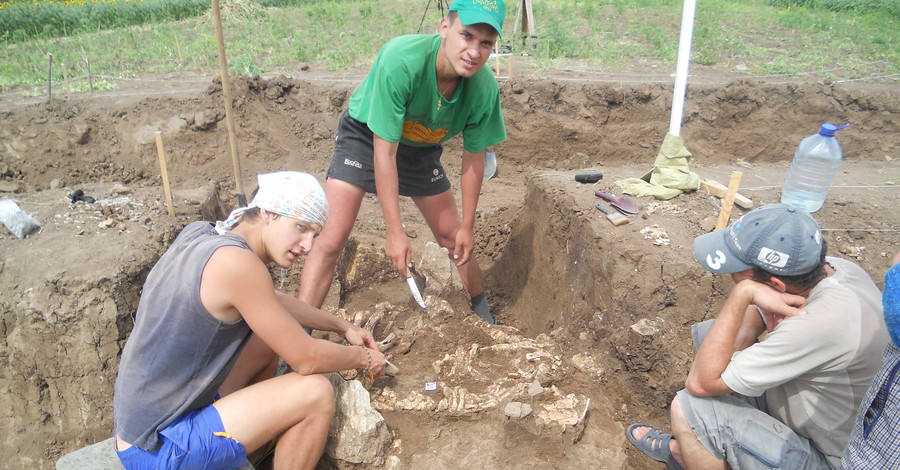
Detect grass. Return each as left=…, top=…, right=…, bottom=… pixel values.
left=0, top=0, right=897, bottom=94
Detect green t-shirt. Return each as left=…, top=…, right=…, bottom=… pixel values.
left=348, top=34, right=506, bottom=153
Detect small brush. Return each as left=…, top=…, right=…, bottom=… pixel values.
left=595, top=202, right=629, bottom=226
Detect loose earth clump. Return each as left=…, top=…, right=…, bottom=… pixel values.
left=0, top=70, right=897, bottom=469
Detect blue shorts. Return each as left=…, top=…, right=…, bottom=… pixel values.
left=326, top=111, right=450, bottom=197
left=117, top=405, right=247, bottom=470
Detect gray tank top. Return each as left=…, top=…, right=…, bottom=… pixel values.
left=113, top=221, right=253, bottom=450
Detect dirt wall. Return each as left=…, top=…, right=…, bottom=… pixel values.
left=0, top=74, right=897, bottom=468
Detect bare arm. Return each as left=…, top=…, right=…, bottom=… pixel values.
left=203, top=247, right=385, bottom=377
left=373, top=135, right=410, bottom=275
left=686, top=280, right=807, bottom=396
left=454, top=150, right=485, bottom=266
left=734, top=304, right=766, bottom=351
left=274, top=291, right=378, bottom=350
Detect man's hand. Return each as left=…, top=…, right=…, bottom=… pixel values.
left=345, top=325, right=387, bottom=378
left=736, top=279, right=808, bottom=319
left=453, top=226, right=475, bottom=267
left=343, top=323, right=378, bottom=350
left=385, top=230, right=412, bottom=276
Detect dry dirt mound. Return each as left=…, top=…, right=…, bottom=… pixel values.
left=0, top=74, right=898, bottom=469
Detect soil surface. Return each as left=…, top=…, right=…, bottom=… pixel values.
left=1, top=60, right=898, bottom=469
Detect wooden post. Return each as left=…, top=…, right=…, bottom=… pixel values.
left=514, top=0, right=536, bottom=38
left=155, top=132, right=176, bottom=217
left=61, top=62, right=71, bottom=96
left=211, top=0, right=247, bottom=206
left=47, top=53, right=53, bottom=103
left=174, top=31, right=183, bottom=63
left=80, top=46, right=93, bottom=94
left=85, top=58, right=94, bottom=94
left=715, top=171, right=743, bottom=230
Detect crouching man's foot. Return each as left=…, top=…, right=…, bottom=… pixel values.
left=626, top=424, right=684, bottom=470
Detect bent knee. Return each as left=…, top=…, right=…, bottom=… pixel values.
left=290, top=374, right=336, bottom=414
left=311, top=233, right=348, bottom=258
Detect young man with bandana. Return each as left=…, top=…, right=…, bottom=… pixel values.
left=842, top=251, right=900, bottom=469
left=112, top=172, right=386, bottom=470
left=627, top=204, right=888, bottom=470
left=297, top=0, right=507, bottom=324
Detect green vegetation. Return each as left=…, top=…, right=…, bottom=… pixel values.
left=0, top=0, right=210, bottom=43
left=768, top=0, right=900, bottom=16
left=0, top=0, right=896, bottom=93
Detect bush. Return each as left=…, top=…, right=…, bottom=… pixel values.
left=767, top=0, right=900, bottom=16
left=0, top=0, right=210, bottom=43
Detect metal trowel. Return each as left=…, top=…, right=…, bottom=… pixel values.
left=406, top=264, right=427, bottom=309
left=594, top=191, right=640, bottom=215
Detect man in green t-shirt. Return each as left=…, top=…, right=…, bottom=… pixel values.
left=298, top=0, right=507, bottom=324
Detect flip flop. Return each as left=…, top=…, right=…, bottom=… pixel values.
left=625, top=424, right=685, bottom=470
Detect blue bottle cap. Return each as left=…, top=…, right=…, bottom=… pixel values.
left=819, top=122, right=850, bottom=136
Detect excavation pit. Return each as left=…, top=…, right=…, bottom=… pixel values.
left=0, top=75, right=897, bottom=469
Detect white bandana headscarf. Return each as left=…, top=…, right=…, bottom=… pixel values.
left=215, top=171, right=328, bottom=234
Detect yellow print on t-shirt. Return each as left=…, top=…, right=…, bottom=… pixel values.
left=402, top=120, right=448, bottom=144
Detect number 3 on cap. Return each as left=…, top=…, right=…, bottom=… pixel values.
left=707, top=250, right=727, bottom=270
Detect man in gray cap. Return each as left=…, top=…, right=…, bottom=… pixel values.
left=626, top=203, right=888, bottom=470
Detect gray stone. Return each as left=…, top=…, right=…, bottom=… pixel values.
left=504, top=401, right=533, bottom=419
left=325, top=373, right=392, bottom=466
left=418, top=241, right=464, bottom=296
left=74, top=125, right=91, bottom=145
left=166, top=117, right=188, bottom=133
left=528, top=380, right=544, bottom=397
left=110, top=183, right=130, bottom=195
left=55, top=437, right=255, bottom=470
left=193, top=111, right=222, bottom=131
left=133, top=125, right=160, bottom=146
left=630, top=318, right=660, bottom=336
left=0, top=181, right=19, bottom=192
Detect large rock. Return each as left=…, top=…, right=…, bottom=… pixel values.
left=55, top=437, right=255, bottom=470
left=325, top=374, right=392, bottom=466
left=418, top=241, right=464, bottom=297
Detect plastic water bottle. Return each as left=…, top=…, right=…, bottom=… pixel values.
left=780, top=122, right=850, bottom=213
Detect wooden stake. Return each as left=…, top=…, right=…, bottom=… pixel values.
left=61, top=62, right=71, bottom=96
left=47, top=53, right=53, bottom=103
left=80, top=46, right=93, bottom=94
left=715, top=171, right=743, bottom=230
left=174, top=31, right=183, bottom=63
left=86, top=57, right=94, bottom=94
left=211, top=0, right=247, bottom=206
left=155, top=132, right=176, bottom=217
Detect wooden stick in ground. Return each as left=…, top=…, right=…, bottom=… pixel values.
left=211, top=0, right=247, bottom=206
left=47, top=53, right=53, bottom=103
left=86, top=57, right=94, bottom=94
left=174, top=31, right=183, bottom=63
left=155, top=132, right=176, bottom=217
left=61, top=62, right=71, bottom=96
left=715, top=171, right=743, bottom=230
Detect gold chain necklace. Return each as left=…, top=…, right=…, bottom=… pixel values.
left=436, top=80, right=456, bottom=110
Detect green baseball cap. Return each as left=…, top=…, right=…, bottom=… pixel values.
left=449, top=0, right=506, bottom=36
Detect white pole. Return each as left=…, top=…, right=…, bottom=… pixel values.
left=669, top=0, right=696, bottom=137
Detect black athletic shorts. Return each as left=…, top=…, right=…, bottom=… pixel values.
left=326, top=111, right=450, bottom=197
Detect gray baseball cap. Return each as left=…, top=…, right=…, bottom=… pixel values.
left=693, top=203, right=823, bottom=276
